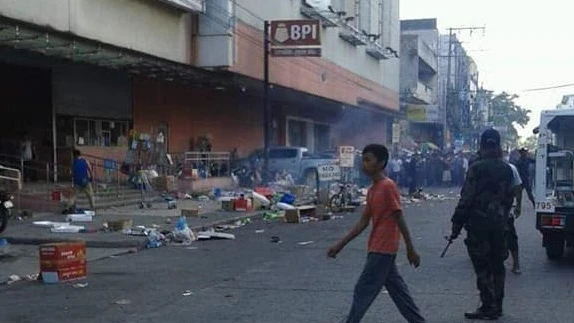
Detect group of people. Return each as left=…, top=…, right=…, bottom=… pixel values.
left=387, top=151, right=471, bottom=196
left=327, top=128, right=534, bottom=322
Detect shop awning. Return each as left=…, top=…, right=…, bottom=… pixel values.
left=0, top=15, right=223, bottom=86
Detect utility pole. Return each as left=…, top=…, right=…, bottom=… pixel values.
left=263, top=20, right=271, bottom=184
left=444, top=25, right=485, bottom=149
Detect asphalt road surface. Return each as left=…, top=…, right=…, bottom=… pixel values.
left=1, top=192, right=572, bottom=323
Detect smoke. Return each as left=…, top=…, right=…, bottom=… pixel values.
left=331, top=107, right=389, bottom=149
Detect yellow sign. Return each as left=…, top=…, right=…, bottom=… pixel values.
left=406, top=104, right=426, bottom=121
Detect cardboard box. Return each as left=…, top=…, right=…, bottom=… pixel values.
left=39, top=241, right=87, bottom=283
left=284, top=209, right=300, bottom=223
left=221, top=199, right=235, bottom=211
left=233, top=198, right=252, bottom=211
left=181, top=209, right=200, bottom=217
left=39, top=241, right=86, bottom=262
left=107, top=219, right=133, bottom=231
left=41, top=264, right=87, bottom=284
left=41, top=258, right=87, bottom=272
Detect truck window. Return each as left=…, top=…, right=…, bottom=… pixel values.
left=269, top=149, right=298, bottom=159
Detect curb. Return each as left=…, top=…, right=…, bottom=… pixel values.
left=3, top=211, right=265, bottom=249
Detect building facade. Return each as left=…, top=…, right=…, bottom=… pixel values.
left=0, top=0, right=401, bottom=182
left=399, top=19, right=442, bottom=148
left=438, top=33, right=475, bottom=150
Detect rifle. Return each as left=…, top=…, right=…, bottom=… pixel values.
left=440, top=236, right=454, bottom=258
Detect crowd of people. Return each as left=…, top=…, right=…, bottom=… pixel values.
left=386, top=147, right=536, bottom=197
left=386, top=151, right=471, bottom=195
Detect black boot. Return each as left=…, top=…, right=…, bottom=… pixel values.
left=464, top=305, right=499, bottom=320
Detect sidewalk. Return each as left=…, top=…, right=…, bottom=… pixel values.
left=1, top=199, right=263, bottom=249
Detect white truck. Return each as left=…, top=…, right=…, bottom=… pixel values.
left=534, top=108, right=574, bottom=259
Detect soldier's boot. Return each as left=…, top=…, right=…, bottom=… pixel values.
left=464, top=305, right=499, bottom=320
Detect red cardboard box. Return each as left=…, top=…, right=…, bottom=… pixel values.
left=41, top=264, right=87, bottom=283
left=39, top=241, right=86, bottom=262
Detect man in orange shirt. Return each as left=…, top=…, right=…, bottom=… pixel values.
left=327, top=144, right=425, bottom=323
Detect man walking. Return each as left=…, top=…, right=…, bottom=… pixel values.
left=327, top=144, right=425, bottom=323
left=513, top=148, right=535, bottom=208
left=67, top=149, right=95, bottom=212
left=450, top=129, right=515, bottom=320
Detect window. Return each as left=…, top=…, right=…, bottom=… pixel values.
left=269, top=149, right=298, bottom=159
left=74, top=118, right=129, bottom=147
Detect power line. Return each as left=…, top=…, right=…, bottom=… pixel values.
left=522, top=83, right=574, bottom=92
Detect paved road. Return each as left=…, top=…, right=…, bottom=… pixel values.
left=0, top=190, right=572, bottom=323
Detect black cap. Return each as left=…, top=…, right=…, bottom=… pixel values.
left=480, top=129, right=501, bottom=149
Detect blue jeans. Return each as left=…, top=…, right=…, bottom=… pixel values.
left=346, top=253, right=425, bottom=323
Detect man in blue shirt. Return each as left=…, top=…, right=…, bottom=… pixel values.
left=67, top=149, right=95, bottom=211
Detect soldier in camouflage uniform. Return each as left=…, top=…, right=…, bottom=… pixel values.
left=450, top=129, right=515, bottom=320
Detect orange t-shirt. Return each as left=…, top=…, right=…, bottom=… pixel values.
left=366, top=178, right=402, bottom=254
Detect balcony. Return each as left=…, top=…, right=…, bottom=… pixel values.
left=300, top=5, right=338, bottom=27
left=366, top=42, right=390, bottom=60
left=339, top=24, right=367, bottom=46
left=417, top=40, right=437, bottom=73
left=412, top=82, right=434, bottom=104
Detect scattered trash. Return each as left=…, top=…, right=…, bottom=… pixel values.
left=263, top=211, right=283, bottom=220
left=73, top=282, right=89, bottom=288
left=172, top=217, right=197, bottom=244
left=6, top=275, right=21, bottom=285
left=165, top=218, right=172, bottom=224
left=114, top=299, right=132, bottom=305
left=66, top=213, right=93, bottom=222
left=255, top=229, right=265, bottom=233
left=270, top=236, right=281, bottom=243
left=186, top=246, right=199, bottom=250
left=197, top=228, right=235, bottom=240
left=146, top=230, right=164, bottom=249
left=330, top=215, right=344, bottom=220
left=297, top=241, right=314, bottom=246
left=276, top=202, right=295, bottom=210
left=24, top=273, right=39, bottom=281
left=51, top=225, right=85, bottom=233
left=224, top=294, right=234, bottom=298
left=0, top=238, right=10, bottom=255
left=182, top=290, right=194, bottom=296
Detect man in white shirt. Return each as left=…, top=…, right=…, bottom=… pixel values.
left=507, top=162, right=523, bottom=274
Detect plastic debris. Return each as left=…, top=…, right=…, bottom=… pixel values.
left=297, top=241, right=314, bottom=246
left=255, top=229, right=265, bottom=233
left=73, top=282, right=89, bottom=288
left=270, top=236, right=281, bottom=243
left=114, top=299, right=132, bottom=305
left=6, top=275, right=21, bottom=285
left=182, top=290, right=194, bottom=296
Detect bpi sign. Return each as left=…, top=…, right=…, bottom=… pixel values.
left=270, top=19, right=321, bottom=48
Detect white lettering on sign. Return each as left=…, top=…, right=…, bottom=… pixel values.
left=290, top=24, right=317, bottom=41
left=318, top=164, right=341, bottom=182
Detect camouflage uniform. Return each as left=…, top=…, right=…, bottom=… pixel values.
left=451, top=157, right=514, bottom=316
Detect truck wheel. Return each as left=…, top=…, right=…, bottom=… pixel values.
left=546, top=237, right=565, bottom=260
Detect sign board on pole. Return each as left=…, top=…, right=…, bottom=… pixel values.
left=317, top=164, right=341, bottom=182
left=270, top=20, right=321, bottom=46
left=270, top=19, right=322, bottom=57
left=339, top=146, right=355, bottom=168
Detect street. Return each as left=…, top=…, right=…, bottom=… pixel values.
left=0, top=190, right=573, bottom=323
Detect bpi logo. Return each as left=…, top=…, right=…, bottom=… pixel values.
left=270, top=20, right=321, bottom=46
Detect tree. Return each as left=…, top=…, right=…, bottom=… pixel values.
left=519, top=134, right=538, bottom=151
left=487, top=92, right=531, bottom=149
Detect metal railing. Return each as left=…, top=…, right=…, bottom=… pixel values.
left=183, top=151, right=231, bottom=178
